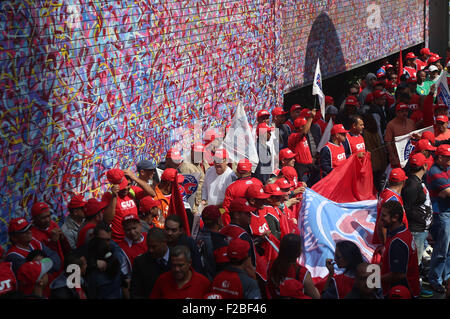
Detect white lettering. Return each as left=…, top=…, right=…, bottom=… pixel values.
left=337, top=153, right=346, bottom=160
left=366, top=264, right=381, bottom=288
left=66, top=264, right=81, bottom=289
left=0, top=279, right=12, bottom=291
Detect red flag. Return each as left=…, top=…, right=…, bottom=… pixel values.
left=311, top=153, right=377, bottom=203
left=397, top=48, right=403, bottom=84
left=167, top=172, right=191, bottom=237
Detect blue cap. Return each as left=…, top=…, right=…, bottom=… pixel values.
left=137, top=160, right=156, bottom=171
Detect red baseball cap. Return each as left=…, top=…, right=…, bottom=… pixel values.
left=436, top=144, right=450, bottom=156
left=279, top=148, right=296, bottom=162
left=31, top=202, right=50, bottom=217
left=345, top=96, right=360, bottom=107
left=85, top=198, right=109, bottom=217
left=281, top=166, right=299, bottom=187
left=294, top=117, right=307, bottom=128
left=299, top=108, right=313, bottom=118
left=141, top=197, right=160, bottom=212
left=201, top=205, right=221, bottom=221
left=161, top=168, right=185, bottom=183
left=275, top=177, right=294, bottom=190
left=229, top=197, right=256, bottom=213
left=396, top=102, right=410, bottom=112
left=192, top=142, right=205, bottom=153
left=264, top=183, right=286, bottom=196
left=428, top=55, right=442, bottom=64
left=331, top=124, right=349, bottom=135
left=373, top=90, right=386, bottom=99
left=237, top=158, right=253, bottom=173
left=8, top=217, right=31, bottom=234
left=409, top=152, right=427, bottom=167
left=227, top=238, right=250, bottom=261
left=272, top=107, right=287, bottom=116
left=122, top=213, right=140, bottom=225
left=166, top=148, right=183, bottom=161
left=245, top=184, right=270, bottom=199
left=421, top=130, right=435, bottom=145
left=106, top=168, right=129, bottom=190
left=389, top=168, right=408, bottom=183
left=415, top=139, right=436, bottom=152
left=68, top=195, right=87, bottom=209
left=420, top=48, right=430, bottom=56
left=405, top=52, right=417, bottom=60
left=257, top=109, right=270, bottom=118
left=436, top=115, right=449, bottom=123
left=213, top=149, right=229, bottom=162
left=16, top=258, right=53, bottom=295
left=139, top=196, right=161, bottom=213
left=290, top=104, right=302, bottom=112
left=388, top=285, right=411, bottom=299
left=325, top=96, right=334, bottom=105
left=256, top=123, right=274, bottom=136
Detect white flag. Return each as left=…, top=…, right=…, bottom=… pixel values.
left=222, top=101, right=259, bottom=170
left=313, top=58, right=326, bottom=119
left=316, top=118, right=333, bottom=152
left=435, top=69, right=450, bottom=107
left=394, top=126, right=433, bottom=168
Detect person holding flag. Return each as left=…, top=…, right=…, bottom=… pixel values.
left=287, top=109, right=317, bottom=183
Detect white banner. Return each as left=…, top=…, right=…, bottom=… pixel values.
left=313, top=58, right=326, bottom=119
left=394, top=126, right=433, bottom=167
left=222, top=101, right=259, bottom=171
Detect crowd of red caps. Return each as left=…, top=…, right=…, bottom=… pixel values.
left=1, top=47, right=449, bottom=300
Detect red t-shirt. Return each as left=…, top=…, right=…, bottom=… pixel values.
left=288, top=133, right=313, bottom=164
left=210, top=270, right=243, bottom=299
left=118, top=233, right=148, bottom=268
left=323, top=142, right=347, bottom=168
left=222, top=177, right=263, bottom=214
left=414, top=58, right=428, bottom=71
left=102, top=186, right=147, bottom=241
left=0, top=262, right=17, bottom=296
left=150, top=268, right=211, bottom=299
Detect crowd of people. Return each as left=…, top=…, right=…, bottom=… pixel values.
left=0, top=47, right=449, bottom=300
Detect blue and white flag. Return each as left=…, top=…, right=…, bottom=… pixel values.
left=435, top=69, right=450, bottom=106
left=312, top=58, right=326, bottom=119
left=298, top=188, right=378, bottom=279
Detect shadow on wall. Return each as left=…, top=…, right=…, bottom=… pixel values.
left=284, top=11, right=346, bottom=108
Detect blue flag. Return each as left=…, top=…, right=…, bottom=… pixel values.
left=298, top=188, right=378, bottom=279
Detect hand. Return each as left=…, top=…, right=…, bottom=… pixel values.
left=261, top=229, right=271, bottom=237
left=357, top=151, right=365, bottom=159
left=373, top=245, right=385, bottom=257
left=97, top=260, right=108, bottom=271
left=311, top=108, right=317, bottom=117
left=287, top=197, right=300, bottom=207
left=111, top=185, right=120, bottom=197
left=50, top=228, right=62, bottom=242
left=429, top=84, right=436, bottom=94
left=123, top=169, right=137, bottom=181
left=325, top=258, right=335, bottom=275
left=411, top=133, right=421, bottom=140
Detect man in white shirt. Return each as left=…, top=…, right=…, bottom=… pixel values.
left=201, top=149, right=236, bottom=207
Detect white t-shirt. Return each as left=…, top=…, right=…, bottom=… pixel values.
left=201, top=166, right=235, bottom=205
